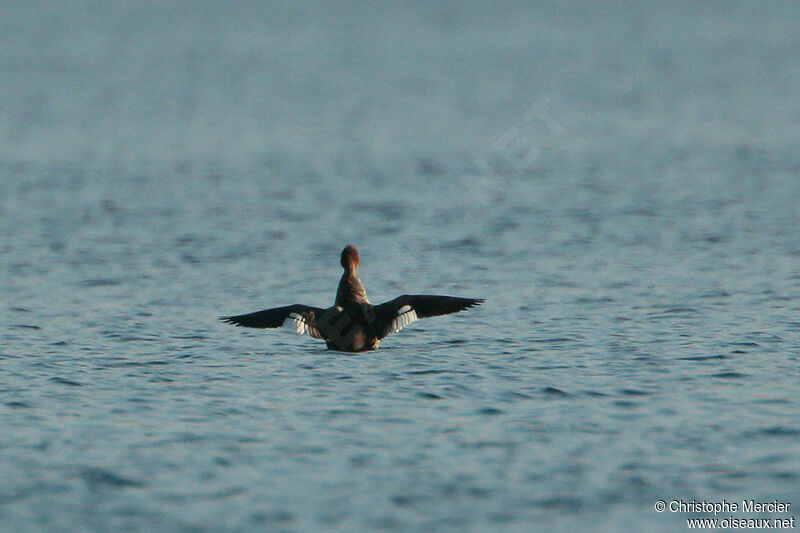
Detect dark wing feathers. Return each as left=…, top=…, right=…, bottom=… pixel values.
left=222, top=296, right=483, bottom=342
left=399, top=295, right=484, bottom=318
left=373, top=295, right=484, bottom=338
left=220, top=304, right=322, bottom=333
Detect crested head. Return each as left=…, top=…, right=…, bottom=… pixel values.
left=340, top=245, right=360, bottom=271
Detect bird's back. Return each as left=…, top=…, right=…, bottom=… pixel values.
left=317, top=302, right=380, bottom=352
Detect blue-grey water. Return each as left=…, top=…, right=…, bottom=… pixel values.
left=2, top=1, right=800, bottom=531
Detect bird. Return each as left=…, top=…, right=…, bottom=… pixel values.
left=220, top=245, right=484, bottom=352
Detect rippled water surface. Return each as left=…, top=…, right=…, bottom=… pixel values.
left=2, top=2, right=800, bottom=531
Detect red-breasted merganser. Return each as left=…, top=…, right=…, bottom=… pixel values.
left=221, top=245, right=484, bottom=352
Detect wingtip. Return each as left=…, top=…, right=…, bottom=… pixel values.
left=453, top=297, right=484, bottom=313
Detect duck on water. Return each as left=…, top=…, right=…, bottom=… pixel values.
left=221, top=245, right=484, bottom=352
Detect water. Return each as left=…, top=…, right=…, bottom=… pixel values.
left=2, top=1, right=800, bottom=531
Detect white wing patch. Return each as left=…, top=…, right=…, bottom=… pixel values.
left=387, top=304, right=418, bottom=335
left=282, top=312, right=322, bottom=338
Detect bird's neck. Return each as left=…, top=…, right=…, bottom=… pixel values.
left=336, top=270, right=369, bottom=306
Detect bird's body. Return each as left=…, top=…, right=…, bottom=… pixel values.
left=221, top=245, right=483, bottom=352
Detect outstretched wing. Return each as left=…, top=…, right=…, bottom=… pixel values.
left=220, top=304, right=324, bottom=339
left=372, top=295, right=484, bottom=339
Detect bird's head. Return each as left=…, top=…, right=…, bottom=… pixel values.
left=340, top=245, right=360, bottom=272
